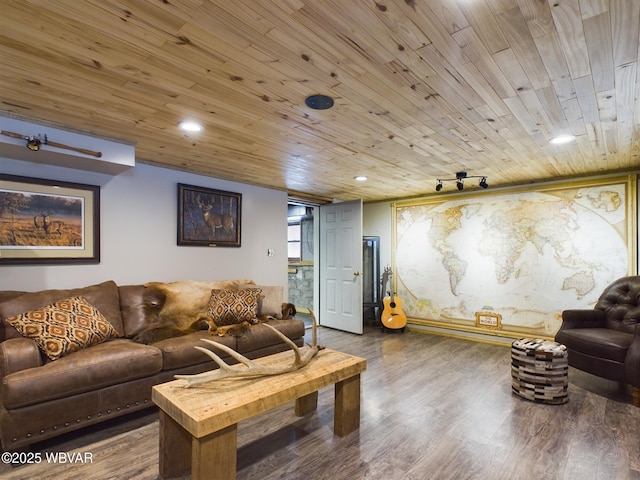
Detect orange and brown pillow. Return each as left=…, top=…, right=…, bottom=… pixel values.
left=5, top=296, right=119, bottom=361
left=207, top=288, right=262, bottom=327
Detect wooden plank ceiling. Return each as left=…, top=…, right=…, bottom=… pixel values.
left=0, top=0, right=639, bottom=202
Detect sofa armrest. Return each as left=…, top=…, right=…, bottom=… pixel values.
left=559, top=309, right=607, bottom=331
left=0, top=338, right=43, bottom=377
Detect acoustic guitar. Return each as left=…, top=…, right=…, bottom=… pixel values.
left=380, top=267, right=407, bottom=331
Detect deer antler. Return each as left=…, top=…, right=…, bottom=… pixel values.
left=175, top=310, right=324, bottom=387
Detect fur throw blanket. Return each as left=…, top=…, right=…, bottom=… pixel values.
left=132, top=280, right=295, bottom=344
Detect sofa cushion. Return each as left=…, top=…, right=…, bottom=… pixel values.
left=257, top=286, right=284, bottom=319
left=118, top=285, right=148, bottom=338
left=236, top=319, right=306, bottom=354
left=1, top=339, right=162, bottom=409
left=208, top=288, right=262, bottom=327
left=0, top=291, right=26, bottom=304
left=6, top=296, right=119, bottom=360
left=556, top=328, right=633, bottom=363
left=0, top=281, right=124, bottom=340
left=151, top=332, right=237, bottom=370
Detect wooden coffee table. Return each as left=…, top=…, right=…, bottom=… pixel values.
left=152, top=348, right=367, bottom=480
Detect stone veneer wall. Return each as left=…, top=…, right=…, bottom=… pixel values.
left=288, top=264, right=313, bottom=312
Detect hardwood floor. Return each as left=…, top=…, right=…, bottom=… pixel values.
left=1, top=325, right=639, bottom=480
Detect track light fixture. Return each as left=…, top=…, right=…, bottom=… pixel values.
left=435, top=171, right=489, bottom=192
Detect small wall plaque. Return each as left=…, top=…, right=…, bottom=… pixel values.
left=474, top=311, right=502, bottom=330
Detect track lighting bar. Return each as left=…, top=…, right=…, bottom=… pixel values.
left=435, top=172, right=488, bottom=192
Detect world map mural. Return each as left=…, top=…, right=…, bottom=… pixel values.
left=394, top=176, right=635, bottom=338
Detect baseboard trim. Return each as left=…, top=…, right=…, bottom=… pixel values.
left=407, top=323, right=513, bottom=347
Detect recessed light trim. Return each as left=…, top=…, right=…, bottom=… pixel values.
left=354, top=176, right=368, bottom=181
left=549, top=134, right=575, bottom=145
left=179, top=121, right=203, bottom=132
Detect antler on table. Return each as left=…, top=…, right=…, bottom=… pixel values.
left=175, top=310, right=324, bottom=387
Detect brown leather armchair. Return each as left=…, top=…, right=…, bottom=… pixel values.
left=555, top=275, right=640, bottom=407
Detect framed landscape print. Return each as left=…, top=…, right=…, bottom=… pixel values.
left=0, top=174, right=100, bottom=264
left=177, top=183, right=242, bottom=247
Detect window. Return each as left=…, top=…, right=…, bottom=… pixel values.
left=287, top=204, right=314, bottom=263
left=287, top=219, right=301, bottom=262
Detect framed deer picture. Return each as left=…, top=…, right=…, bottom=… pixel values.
left=177, top=183, right=242, bottom=247
left=0, top=174, right=100, bottom=264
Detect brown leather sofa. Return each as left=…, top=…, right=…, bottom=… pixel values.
left=555, top=275, right=640, bottom=407
left=0, top=280, right=305, bottom=451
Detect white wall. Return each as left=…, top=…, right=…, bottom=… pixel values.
left=1, top=159, right=289, bottom=292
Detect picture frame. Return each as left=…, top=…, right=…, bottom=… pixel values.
left=177, top=183, right=241, bottom=247
left=0, top=174, right=100, bottom=265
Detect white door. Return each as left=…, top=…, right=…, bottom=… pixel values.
left=319, top=199, right=363, bottom=334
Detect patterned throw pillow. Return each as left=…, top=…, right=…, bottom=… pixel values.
left=6, top=296, right=119, bottom=361
left=207, top=288, right=262, bottom=327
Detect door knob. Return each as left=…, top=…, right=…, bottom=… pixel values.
left=353, top=271, right=360, bottom=276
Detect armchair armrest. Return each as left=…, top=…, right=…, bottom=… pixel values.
left=625, top=325, right=640, bottom=388
left=0, top=338, right=43, bottom=377
left=559, top=309, right=607, bottom=331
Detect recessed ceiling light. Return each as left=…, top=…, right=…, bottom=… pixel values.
left=354, top=176, right=368, bottom=181
left=549, top=134, right=575, bottom=145
left=178, top=121, right=203, bottom=132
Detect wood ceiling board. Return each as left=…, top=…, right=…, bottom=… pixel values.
left=0, top=0, right=638, bottom=202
